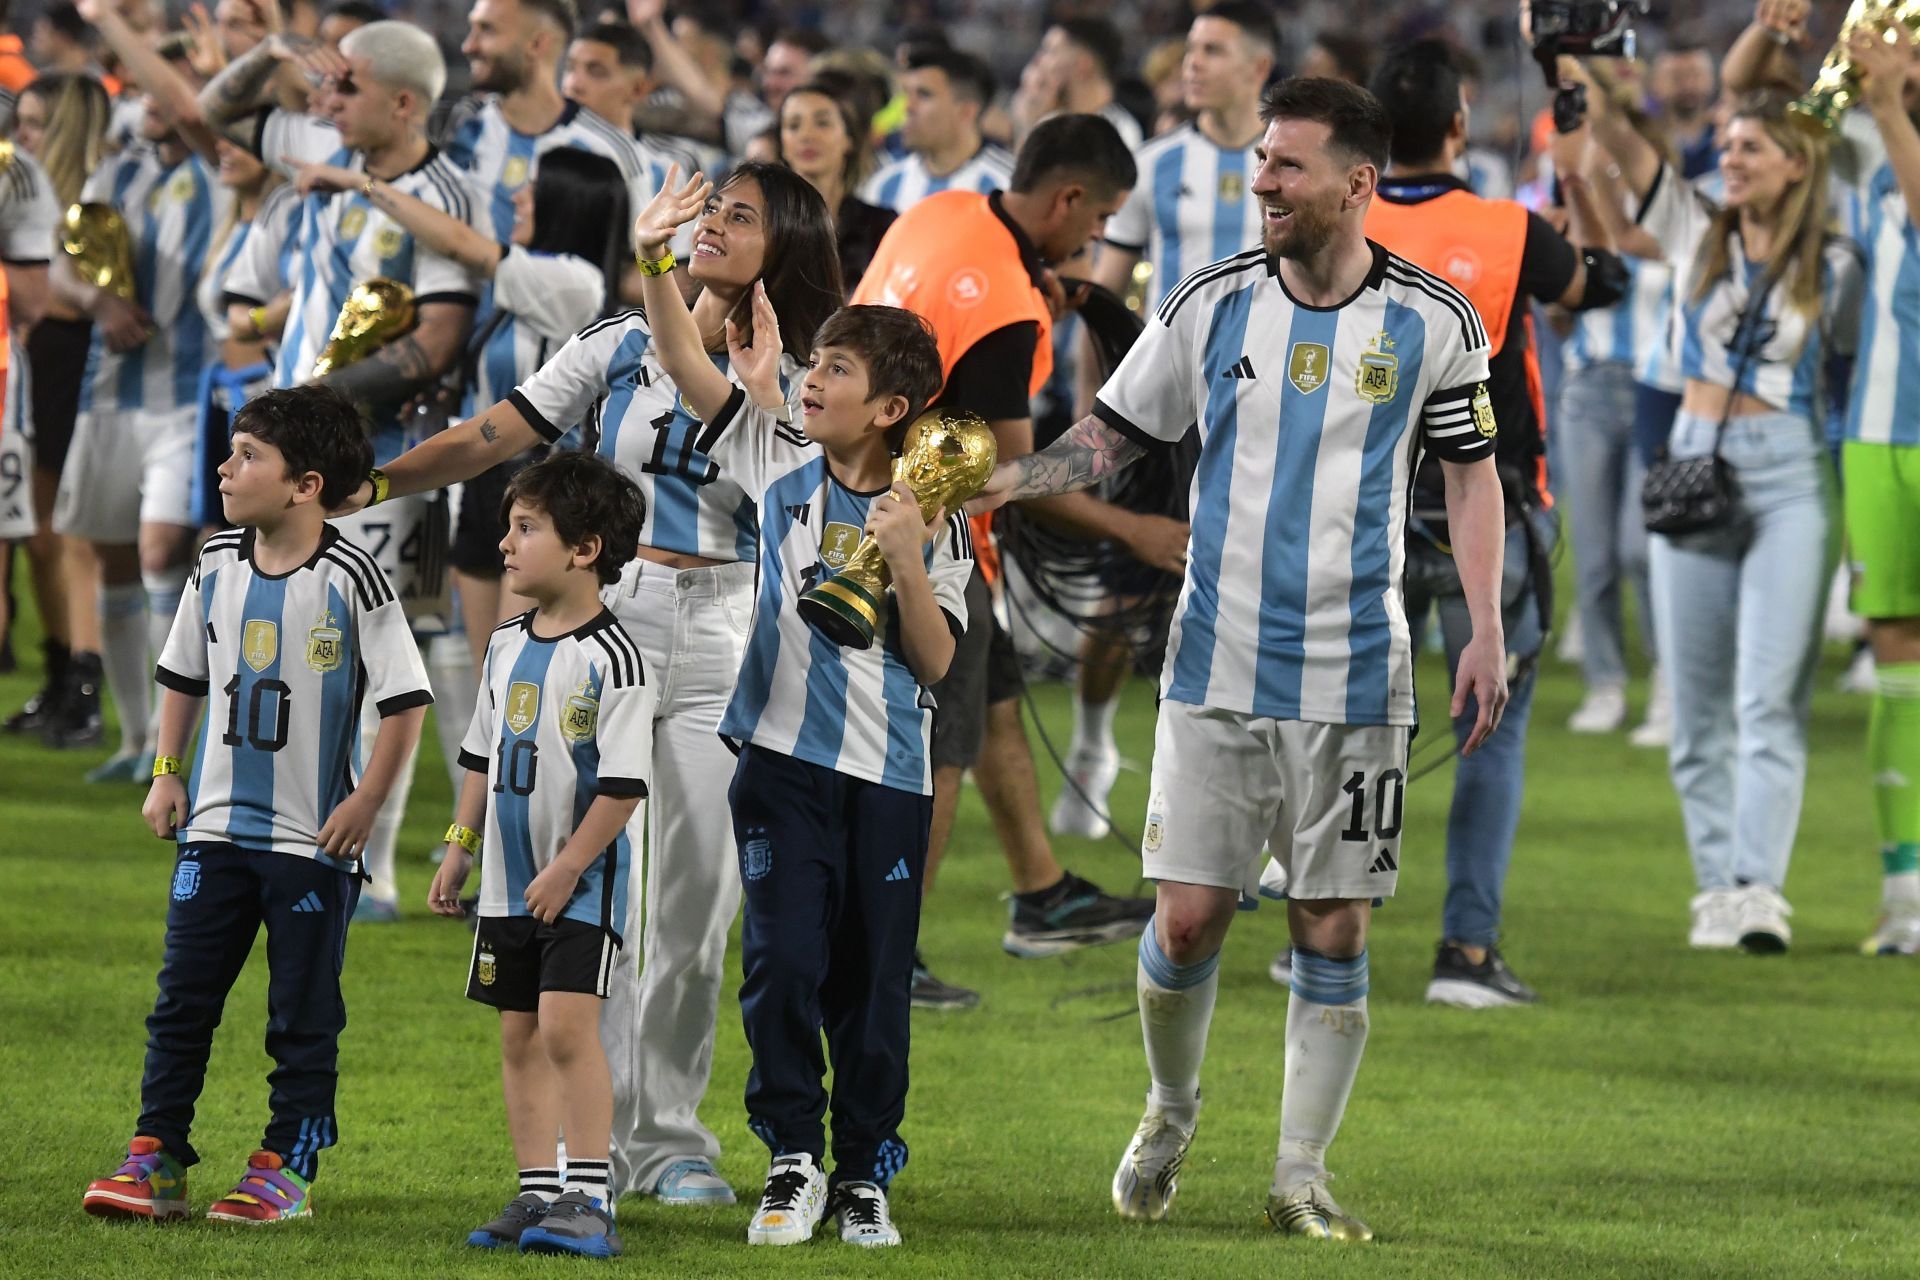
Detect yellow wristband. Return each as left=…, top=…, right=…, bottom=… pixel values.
left=635, top=248, right=675, bottom=277
left=444, top=823, right=480, bottom=855
left=366, top=468, right=390, bottom=507
left=246, top=305, right=268, bottom=338
left=152, top=755, right=183, bottom=777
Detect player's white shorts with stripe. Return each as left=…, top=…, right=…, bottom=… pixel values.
left=333, top=494, right=451, bottom=631
left=53, top=406, right=196, bottom=541
left=0, top=423, right=34, bottom=540
left=1141, top=699, right=1410, bottom=901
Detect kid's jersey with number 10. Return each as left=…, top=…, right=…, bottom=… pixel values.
left=155, top=527, right=433, bottom=868
left=508, top=309, right=800, bottom=562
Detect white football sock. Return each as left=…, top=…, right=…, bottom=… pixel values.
left=427, top=632, right=478, bottom=793
left=565, top=1157, right=612, bottom=1211
left=142, top=566, right=189, bottom=753
left=1136, top=918, right=1217, bottom=1129
left=357, top=695, right=419, bottom=905
left=1070, top=693, right=1119, bottom=761
left=99, top=581, right=150, bottom=755
left=1275, top=948, right=1370, bottom=1188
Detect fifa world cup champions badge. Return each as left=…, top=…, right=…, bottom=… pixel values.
left=1288, top=342, right=1330, bottom=395
left=506, top=683, right=540, bottom=735
left=243, top=620, right=278, bottom=673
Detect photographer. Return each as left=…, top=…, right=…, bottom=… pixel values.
left=1363, top=39, right=1629, bottom=1008
left=1579, top=58, right=1863, bottom=955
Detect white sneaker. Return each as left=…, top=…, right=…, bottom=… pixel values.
left=746, top=1154, right=827, bottom=1246
left=1111, top=1107, right=1197, bottom=1222
left=1628, top=668, right=1672, bottom=748
left=1688, top=890, right=1741, bottom=949
left=1265, top=1169, right=1374, bottom=1243
left=1861, top=902, right=1920, bottom=956
left=1049, top=748, right=1121, bottom=839
left=1555, top=613, right=1585, bottom=665
left=1735, top=885, right=1793, bottom=953
left=1840, top=646, right=1877, bottom=695
left=832, top=1181, right=901, bottom=1247
left=1568, top=685, right=1627, bottom=734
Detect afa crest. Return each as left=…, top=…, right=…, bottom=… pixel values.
left=506, top=682, right=540, bottom=735
left=243, top=620, right=278, bottom=672
left=171, top=859, right=201, bottom=901
left=743, top=835, right=773, bottom=881
left=477, top=947, right=496, bottom=986
left=339, top=206, right=368, bottom=239
left=1471, top=383, right=1498, bottom=439
left=306, top=610, right=343, bottom=673
left=560, top=682, right=599, bottom=743
left=1288, top=342, right=1331, bottom=396
left=373, top=226, right=405, bottom=260
left=1219, top=171, right=1245, bottom=202
left=502, top=155, right=529, bottom=188
left=820, top=522, right=862, bottom=570
left=1356, top=329, right=1398, bottom=404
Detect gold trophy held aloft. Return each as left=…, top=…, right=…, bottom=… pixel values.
left=798, top=407, right=997, bottom=651
left=62, top=202, right=137, bottom=301
left=1789, top=0, right=1920, bottom=133
left=310, top=277, right=416, bottom=376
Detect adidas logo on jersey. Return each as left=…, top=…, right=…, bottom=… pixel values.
left=1222, top=356, right=1256, bottom=380
left=1367, top=850, right=1398, bottom=875
left=291, top=891, right=325, bottom=913
left=884, top=858, right=912, bottom=883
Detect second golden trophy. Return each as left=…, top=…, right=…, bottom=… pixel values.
left=310, top=277, right=416, bottom=376
left=798, top=407, right=997, bottom=651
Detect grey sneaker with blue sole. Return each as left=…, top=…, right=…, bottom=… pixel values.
left=467, top=1192, right=550, bottom=1249
left=518, top=1191, right=622, bottom=1257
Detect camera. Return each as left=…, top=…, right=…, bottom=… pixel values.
left=1528, top=0, right=1650, bottom=85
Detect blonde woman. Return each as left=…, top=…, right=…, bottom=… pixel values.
left=1587, top=76, right=1863, bottom=952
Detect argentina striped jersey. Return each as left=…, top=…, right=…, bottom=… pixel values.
left=0, top=147, right=56, bottom=264
left=509, top=309, right=800, bottom=562
left=456, top=608, right=652, bottom=939
left=154, top=526, right=433, bottom=867
left=1103, top=123, right=1265, bottom=310
left=1843, top=134, right=1920, bottom=446
left=860, top=144, right=1014, bottom=215
left=707, top=389, right=973, bottom=794
left=77, top=144, right=227, bottom=415
left=1563, top=253, right=1672, bottom=374
left=1094, top=244, right=1494, bottom=726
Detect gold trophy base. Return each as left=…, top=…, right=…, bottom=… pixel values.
left=799, top=576, right=883, bottom=650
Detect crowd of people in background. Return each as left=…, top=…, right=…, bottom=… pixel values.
left=3, top=0, right=1914, bottom=1259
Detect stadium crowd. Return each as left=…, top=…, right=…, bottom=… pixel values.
left=1, top=0, right=1912, bottom=1258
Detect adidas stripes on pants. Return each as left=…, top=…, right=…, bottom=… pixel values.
left=138, top=843, right=359, bottom=1179
left=730, top=745, right=929, bottom=1189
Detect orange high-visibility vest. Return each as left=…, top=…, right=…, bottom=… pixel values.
left=853, top=190, right=1053, bottom=580
left=1365, top=188, right=1551, bottom=501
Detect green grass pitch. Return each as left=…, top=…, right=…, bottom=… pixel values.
left=2, top=599, right=1915, bottom=1279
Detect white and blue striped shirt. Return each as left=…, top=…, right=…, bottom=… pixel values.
left=155, top=526, right=433, bottom=868
left=0, top=147, right=57, bottom=264
left=1095, top=244, right=1494, bottom=727
left=200, top=183, right=300, bottom=343
left=860, top=144, right=1013, bottom=215
left=1563, top=253, right=1672, bottom=375
left=1103, top=123, right=1266, bottom=311
left=260, top=111, right=483, bottom=460
left=510, top=309, right=799, bottom=562
left=1841, top=130, right=1920, bottom=446
left=708, top=389, right=974, bottom=794
left=77, top=145, right=227, bottom=416
left=1638, top=163, right=1864, bottom=428
left=457, top=608, right=652, bottom=938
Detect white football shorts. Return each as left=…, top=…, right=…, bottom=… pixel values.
left=53, top=406, right=197, bottom=541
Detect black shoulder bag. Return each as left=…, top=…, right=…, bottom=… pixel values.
left=1640, top=258, right=1782, bottom=536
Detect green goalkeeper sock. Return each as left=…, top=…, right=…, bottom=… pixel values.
left=1870, top=663, right=1920, bottom=903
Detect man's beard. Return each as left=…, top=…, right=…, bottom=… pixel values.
left=474, top=52, right=526, bottom=94
left=1262, top=200, right=1337, bottom=263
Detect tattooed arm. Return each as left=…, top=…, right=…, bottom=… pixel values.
left=329, top=397, right=541, bottom=515
left=315, top=300, right=472, bottom=419
left=971, top=413, right=1149, bottom=513
left=199, top=33, right=346, bottom=147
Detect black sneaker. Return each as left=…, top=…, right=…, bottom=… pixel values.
left=39, top=650, right=104, bottom=750
left=517, top=1190, right=622, bottom=1258
left=467, top=1192, right=550, bottom=1249
left=4, top=640, right=68, bottom=734
left=1003, top=871, right=1154, bottom=958
left=1424, top=942, right=1539, bottom=1008
left=910, top=950, right=980, bottom=1010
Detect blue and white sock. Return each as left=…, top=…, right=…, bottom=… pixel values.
left=1276, top=947, right=1370, bottom=1188
left=1136, top=917, right=1219, bottom=1129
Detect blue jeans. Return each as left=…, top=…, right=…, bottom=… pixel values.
left=1404, top=512, right=1555, bottom=946
left=1648, top=410, right=1838, bottom=891
left=1559, top=361, right=1655, bottom=689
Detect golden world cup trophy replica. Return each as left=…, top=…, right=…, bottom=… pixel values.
left=1790, top=0, right=1920, bottom=133
left=62, top=202, right=137, bottom=301
left=310, top=277, right=417, bottom=376
left=798, top=407, right=998, bottom=651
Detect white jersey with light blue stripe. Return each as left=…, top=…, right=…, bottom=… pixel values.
left=859, top=144, right=1013, bottom=215
left=0, top=147, right=57, bottom=264
left=706, top=389, right=974, bottom=794
left=1638, top=163, right=1863, bottom=427
left=77, top=145, right=226, bottom=416
left=1843, top=142, right=1920, bottom=446
left=509, top=309, right=800, bottom=562
left=1094, top=244, right=1494, bottom=727
left=260, top=111, right=483, bottom=460
left=458, top=608, right=653, bottom=938
left=1103, top=123, right=1265, bottom=311
left=1563, top=253, right=1672, bottom=374
left=198, top=183, right=301, bottom=342
left=154, top=526, right=433, bottom=868
left=468, top=245, right=606, bottom=416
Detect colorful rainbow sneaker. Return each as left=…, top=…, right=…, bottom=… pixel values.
left=82, top=1137, right=190, bottom=1221
left=205, top=1151, right=312, bottom=1224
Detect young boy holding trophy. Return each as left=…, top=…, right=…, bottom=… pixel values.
left=630, top=167, right=989, bottom=1249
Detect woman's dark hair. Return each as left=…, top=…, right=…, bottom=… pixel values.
left=711, top=161, right=843, bottom=359
left=528, top=147, right=630, bottom=315
left=779, top=80, right=874, bottom=193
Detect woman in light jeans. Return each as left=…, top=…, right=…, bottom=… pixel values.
left=1583, top=79, right=1862, bottom=953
